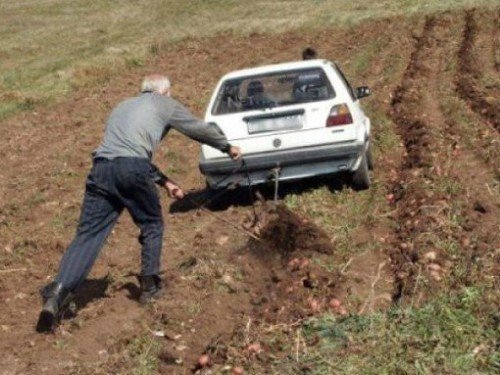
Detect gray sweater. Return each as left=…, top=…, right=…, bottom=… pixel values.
left=93, top=92, right=230, bottom=160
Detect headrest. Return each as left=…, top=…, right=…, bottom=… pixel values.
left=247, top=80, right=264, bottom=96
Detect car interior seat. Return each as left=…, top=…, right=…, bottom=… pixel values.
left=245, top=80, right=269, bottom=108
left=247, top=80, right=265, bottom=98
left=293, top=73, right=328, bottom=101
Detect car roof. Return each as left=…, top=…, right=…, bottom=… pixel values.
left=221, top=59, right=334, bottom=80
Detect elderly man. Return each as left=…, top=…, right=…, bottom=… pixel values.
left=37, top=74, right=241, bottom=332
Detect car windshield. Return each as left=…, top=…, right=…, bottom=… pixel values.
left=212, top=67, right=335, bottom=115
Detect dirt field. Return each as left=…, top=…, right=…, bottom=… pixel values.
left=0, top=7, right=499, bottom=375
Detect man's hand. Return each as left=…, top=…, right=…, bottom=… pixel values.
left=164, top=180, right=185, bottom=200
left=229, top=145, right=242, bottom=161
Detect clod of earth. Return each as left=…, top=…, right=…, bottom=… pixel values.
left=307, top=297, right=322, bottom=314
left=216, top=235, right=229, bottom=246
left=427, top=263, right=442, bottom=272
left=246, top=343, right=262, bottom=355
left=232, top=366, right=245, bottom=375
left=328, top=298, right=342, bottom=309
left=473, top=201, right=487, bottom=214
left=159, top=349, right=178, bottom=365
left=197, top=354, right=212, bottom=368
left=429, top=270, right=443, bottom=282
left=287, top=258, right=301, bottom=271
left=385, top=193, right=396, bottom=203
left=423, top=251, right=437, bottom=261
left=299, top=258, right=311, bottom=269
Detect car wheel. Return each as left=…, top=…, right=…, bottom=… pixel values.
left=350, top=152, right=370, bottom=191
left=366, top=144, right=374, bottom=170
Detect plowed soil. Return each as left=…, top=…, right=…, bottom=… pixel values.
left=389, top=12, right=499, bottom=303
left=0, top=8, right=499, bottom=375
left=456, top=9, right=500, bottom=132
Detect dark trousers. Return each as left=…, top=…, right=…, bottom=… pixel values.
left=55, top=157, right=164, bottom=291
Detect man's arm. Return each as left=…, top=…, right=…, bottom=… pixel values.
left=150, top=164, right=184, bottom=199
left=169, top=101, right=232, bottom=153
left=150, top=163, right=169, bottom=186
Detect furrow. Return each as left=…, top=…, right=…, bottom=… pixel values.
left=456, top=9, right=500, bottom=132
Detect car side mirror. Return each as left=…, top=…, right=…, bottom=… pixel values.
left=356, top=86, right=371, bottom=99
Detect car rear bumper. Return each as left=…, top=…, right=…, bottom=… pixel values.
left=199, top=141, right=365, bottom=187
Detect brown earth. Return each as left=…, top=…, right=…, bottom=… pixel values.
left=456, top=9, right=500, bottom=132
left=452, top=8, right=500, bottom=178
left=389, top=12, right=499, bottom=304
left=0, top=8, right=499, bottom=375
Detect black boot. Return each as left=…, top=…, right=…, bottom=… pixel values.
left=137, top=275, right=164, bottom=304
left=36, top=282, right=72, bottom=333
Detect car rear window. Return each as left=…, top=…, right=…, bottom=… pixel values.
left=212, top=67, right=335, bottom=115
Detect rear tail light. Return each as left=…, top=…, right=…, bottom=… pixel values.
left=326, top=104, right=353, bottom=127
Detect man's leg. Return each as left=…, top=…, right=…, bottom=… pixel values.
left=127, top=184, right=163, bottom=276
left=55, top=188, right=122, bottom=291
left=37, top=176, right=122, bottom=332
left=121, top=170, right=164, bottom=302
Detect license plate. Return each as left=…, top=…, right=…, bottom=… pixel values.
left=247, top=114, right=303, bottom=134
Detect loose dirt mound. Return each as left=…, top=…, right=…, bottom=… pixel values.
left=155, top=203, right=343, bottom=372
left=257, top=204, right=334, bottom=255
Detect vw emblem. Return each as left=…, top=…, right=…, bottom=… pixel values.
left=273, top=138, right=282, bottom=148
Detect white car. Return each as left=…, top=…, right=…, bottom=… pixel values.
left=199, top=59, right=372, bottom=191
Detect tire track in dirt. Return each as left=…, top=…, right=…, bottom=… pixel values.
left=445, top=8, right=500, bottom=177
left=388, top=16, right=440, bottom=302
left=456, top=9, right=500, bottom=132
left=435, top=14, right=500, bottom=290
left=389, top=12, right=500, bottom=304
left=390, top=17, right=436, bottom=170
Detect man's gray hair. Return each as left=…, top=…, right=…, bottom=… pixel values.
left=141, top=74, right=171, bottom=94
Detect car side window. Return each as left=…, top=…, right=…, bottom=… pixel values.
left=334, top=64, right=357, bottom=101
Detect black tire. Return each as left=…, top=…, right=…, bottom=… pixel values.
left=366, top=144, right=374, bottom=170
left=350, top=152, right=371, bottom=191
